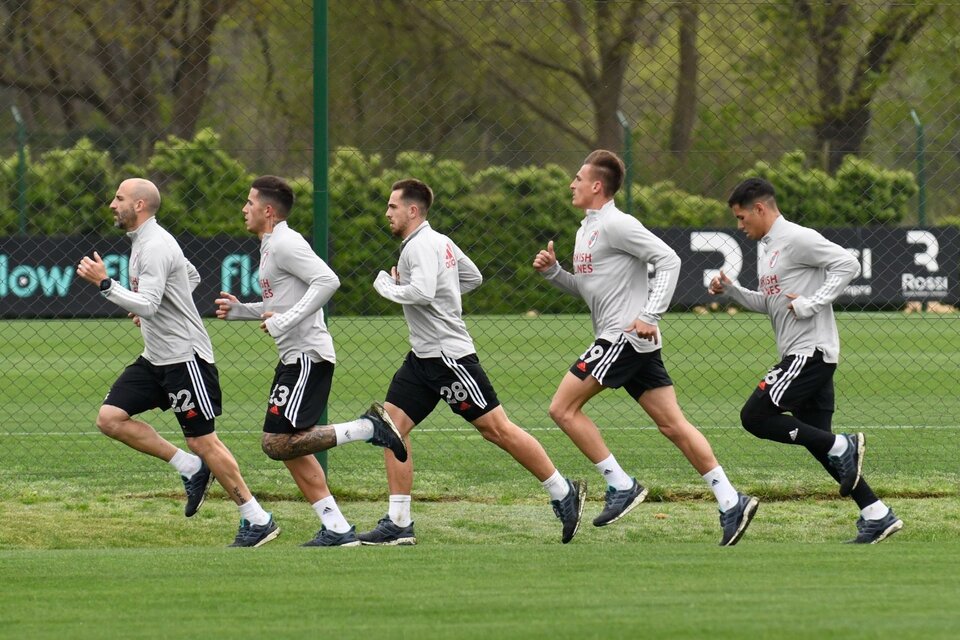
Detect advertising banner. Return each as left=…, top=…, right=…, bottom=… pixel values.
left=1, top=227, right=957, bottom=318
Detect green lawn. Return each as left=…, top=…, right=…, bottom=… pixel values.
left=0, top=313, right=956, bottom=499
left=1, top=313, right=958, bottom=638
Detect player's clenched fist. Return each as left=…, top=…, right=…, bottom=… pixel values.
left=708, top=270, right=732, bottom=295
left=532, top=240, right=558, bottom=272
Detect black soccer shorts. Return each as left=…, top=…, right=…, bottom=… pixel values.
left=385, top=351, right=500, bottom=425
left=748, top=349, right=837, bottom=412
left=569, top=335, right=673, bottom=400
left=104, top=354, right=221, bottom=437
left=262, top=354, right=335, bottom=434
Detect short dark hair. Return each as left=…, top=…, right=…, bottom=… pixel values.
left=391, top=178, right=433, bottom=214
left=727, top=177, right=776, bottom=208
left=583, top=149, right=625, bottom=196
left=251, top=175, right=295, bottom=218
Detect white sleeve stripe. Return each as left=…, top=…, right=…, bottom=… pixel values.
left=285, top=354, right=312, bottom=426
left=440, top=354, right=488, bottom=409
left=185, top=359, right=216, bottom=420
left=811, top=273, right=844, bottom=305
left=592, top=335, right=627, bottom=385
left=769, top=355, right=807, bottom=407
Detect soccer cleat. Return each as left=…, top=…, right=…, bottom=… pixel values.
left=719, top=493, right=760, bottom=546
left=358, top=516, right=417, bottom=546
left=182, top=460, right=213, bottom=518
left=551, top=478, right=586, bottom=544
left=828, top=432, right=865, bottom=497
left=228, top=515, right=280, bottom=548
left=846, top=509, right=904, bottom=544
left=593, top=478, right=648, bottom=527
left=363, top=403, right=408, bottom=463
left=302, top=525, right=361, bottom=547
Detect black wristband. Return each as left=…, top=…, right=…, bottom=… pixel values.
left=99, top=278, right=112, bottom=291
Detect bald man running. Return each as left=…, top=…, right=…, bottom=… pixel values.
left=77, top=178, right=279, bottom=548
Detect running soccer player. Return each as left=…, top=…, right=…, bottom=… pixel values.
left=532, top=150, right=758, bottom=546
left=214, top=175, right=406, bottom=547
left=710, top=177, right=902, bottom=544
left=76, top=177, right=278, bottom=547
left=358, top=178, right=585, bottom=545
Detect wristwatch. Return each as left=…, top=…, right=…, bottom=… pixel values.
left=99, top=278, right=112, bottom=292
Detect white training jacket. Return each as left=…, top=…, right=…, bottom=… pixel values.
left=722, top=215, right=860, bottom=363
left=374, top=221, right=481, bottom=359
left=540, top=199, right=681, bottom=353
left=101, top=216, right=215, bottom=365
left=224, top=221, right=339, bottom=365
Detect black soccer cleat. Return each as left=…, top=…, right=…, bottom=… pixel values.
left=358, top=516, right=417, bottom=546
left=551, top=478, right=586, bottom=544
left=593, top=478, right=647, bottom=527
left=828, top=433, right=865, bottom=497
left=182, top=460, right=213, bottom=518
left=302, top=525, right=361, bottom=547
left=228, top=514, right=280, bottom=548
left=363, top=403, right=408, bottom=463
left=846, top=509, right=903, bottom=544
left=719, top=493, right=760, bottom=546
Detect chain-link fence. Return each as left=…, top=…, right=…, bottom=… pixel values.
left=1, top=1, right=957, bottom=498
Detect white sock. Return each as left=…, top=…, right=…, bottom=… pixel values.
left=238, top=498, right=271, bottom=526
left=334, top=418, right=375, bottom=445
left=861, top=500, right=890, bottom=521
left=312, top=496, right=351, bottom=533
left=169, top=449, right=202, bottom=478
left=828, top=435, right=848, bottom=457
left=389, top=494, right=412, bottom=527
left=595, top=454, right=633, bottom=490
left=703, top=466, right=740, bottom=512
left=541, top=470, right=570, bottom=501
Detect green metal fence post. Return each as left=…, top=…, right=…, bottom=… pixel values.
left=617, top=110, right=632, bottom=215
left=910, top=109, right=927, bottom=226
left=10, top=106, right=27, bottom=235
left=313, top=0, right=329, bottom=474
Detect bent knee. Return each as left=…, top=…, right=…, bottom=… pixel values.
left=261, top=434, right=288, bottom=461
left=96, top=406, right=127, bottom=437
left=548, top=402, right=576, bottom=428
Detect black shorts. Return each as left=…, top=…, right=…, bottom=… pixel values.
left=104, top=355, right=222, bottom=438
left=570, top=336, right=673, bottom=400
left=748, top=350, right=836, bottom=411
left=263, top=355, right=334, bottom=434
left=385, top=351, right=500, bottom=425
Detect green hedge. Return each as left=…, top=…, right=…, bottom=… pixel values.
left=0, top=131, right=920, bottom=314
left=742, top=151, right=918, bottom=226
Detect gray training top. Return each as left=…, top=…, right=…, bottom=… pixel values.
left=723, top=215, right=860, bottom=363
left=225, top=221, right=339, bottom=365
left=101, top=216, right=215, bottom=365
left=540, top=199, right=681, bottom=353
left=374, top=221, right=482, bottom=359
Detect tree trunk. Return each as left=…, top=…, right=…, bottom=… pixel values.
left=668, top=1, right=699, bottom=163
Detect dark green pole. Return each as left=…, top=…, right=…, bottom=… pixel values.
left=910, top=109, right=926, bottom=226
left=10, top=106, right=27, bottom=234
left=313, top=0, right=329, bottom=474
left=617, top=110, right=632, bottom=215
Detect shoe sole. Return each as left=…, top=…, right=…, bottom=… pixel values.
left=372, top=402, right=408, bottom=463
left=359, top=537, right=417, bottom=546
left=840, top=432, right=865, bottom=498
left=870, top=518, right=904, bottom=544
left=593, top=486, right=648, bottom=527
left=251, top=527, right=281, bottom=548
left=185, top=470, right=214, bottom=518
left=562, top=480, right=587, bottom=544
left=721, top=497, right=760, bottom=547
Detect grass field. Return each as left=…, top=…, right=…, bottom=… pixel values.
left=1, top=312, right=958, bottom=638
